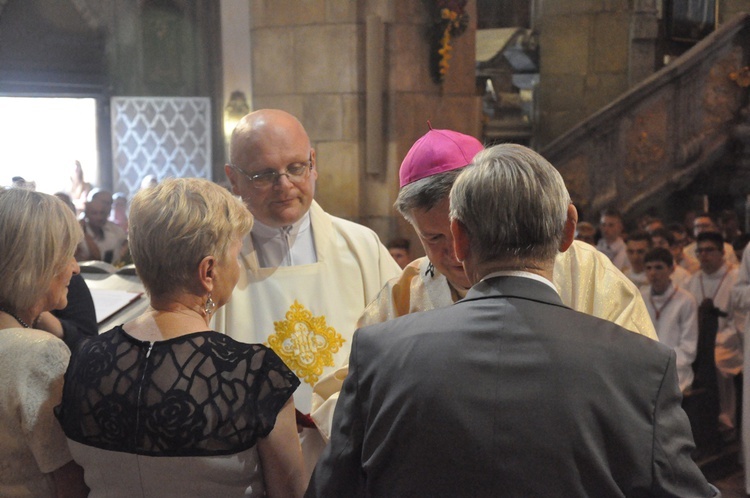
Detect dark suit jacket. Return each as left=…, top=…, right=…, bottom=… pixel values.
left=307, top=276, right=717, bottom=497
left=52, top=274, right=97, bottom=351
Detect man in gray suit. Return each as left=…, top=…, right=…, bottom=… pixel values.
left=306, top=144, right=718, bottom=497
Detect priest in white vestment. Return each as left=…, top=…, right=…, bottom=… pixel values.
left=215, top=109, right=401, bottom=476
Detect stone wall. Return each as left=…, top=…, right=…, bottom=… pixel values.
left=250, top=0, right=366, bottom=225
left=534, top=1, right=750, bottom=149
left=249, top=0, right=481, bottom=248
left=720, top=0, right=750, bottom=21
left=534, top=0, right=638, bottom=148
left=542, top=11, right=750, bottom=224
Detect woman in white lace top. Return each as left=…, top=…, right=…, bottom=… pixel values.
left=0, top=188, right=87, bottom=497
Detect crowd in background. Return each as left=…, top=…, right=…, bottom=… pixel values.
left=582, top=207, right=750, bottom=460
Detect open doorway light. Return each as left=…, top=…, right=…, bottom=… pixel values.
left=0, top=96, right=98, bottom=195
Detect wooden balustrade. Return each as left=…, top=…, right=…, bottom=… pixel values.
left=542, top=13, right=750, bottom=220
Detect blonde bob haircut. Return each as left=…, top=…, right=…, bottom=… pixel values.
left=0, top=188, right=82, bottom=312
left=128, top=177, right=253, bottom=298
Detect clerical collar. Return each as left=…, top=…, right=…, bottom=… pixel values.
left=251, top=212, right=316, bottom=268
left=481, top=270, right=558, bottom=294
left=251, top=212, right=311, bottom=239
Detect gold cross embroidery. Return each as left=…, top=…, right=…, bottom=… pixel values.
left=267, top=300, right=345, bottom=385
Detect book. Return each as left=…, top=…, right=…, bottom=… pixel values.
left=90, top=288, right=143, bottom=325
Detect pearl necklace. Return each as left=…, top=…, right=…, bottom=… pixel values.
left=0, top=306, right=31, bottom=328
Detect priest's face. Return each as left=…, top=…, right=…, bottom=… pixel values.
left=226, top=113, right=317, bottom=228
left=409, top=196, right=471, bottom=291
left=229, top=149, right=316, bottom=228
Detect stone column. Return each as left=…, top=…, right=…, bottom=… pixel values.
left=535, top=0, right=631, bottom=147
left=628, top=0, right=659, bottom=87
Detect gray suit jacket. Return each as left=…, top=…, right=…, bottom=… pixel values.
left=307, top=276, right=717, bottom=497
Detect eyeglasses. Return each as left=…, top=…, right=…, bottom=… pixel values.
left=231, top=154, right=313, bottom=189
left=695, top=247, right=720, bottom=254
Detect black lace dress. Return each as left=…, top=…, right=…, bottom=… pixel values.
left=55, top=326, right=300, bottom=497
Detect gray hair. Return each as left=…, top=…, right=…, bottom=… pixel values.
left=449, top=144, right=570, bottom=264
left=394, top=169, right=463, bottom=223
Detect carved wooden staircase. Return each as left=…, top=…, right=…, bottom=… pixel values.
left=542, top=13, right=750, bottom=221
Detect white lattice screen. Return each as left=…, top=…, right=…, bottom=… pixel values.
left=111, top=97, right=212, bottom=197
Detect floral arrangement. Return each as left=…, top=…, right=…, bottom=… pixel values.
left=429, top=0, right=469, bottom=84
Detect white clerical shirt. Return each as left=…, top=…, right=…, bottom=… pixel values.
left=251, top=211, right=317, bottom=267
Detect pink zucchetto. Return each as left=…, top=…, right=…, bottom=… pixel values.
left=399, top=125, right=484, bottom=188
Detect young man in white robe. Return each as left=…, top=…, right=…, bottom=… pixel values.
left=641, top=248, right=699, bottom=392
left=597, top=208, right=629, bottom=271
left=622, top=231, right=651, bottom=290
left=684, top=232, right=745, bottom=438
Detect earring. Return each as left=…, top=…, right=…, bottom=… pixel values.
left=204, top=293, right=216, bottom=316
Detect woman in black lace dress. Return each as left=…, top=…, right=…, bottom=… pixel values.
left=56, top=178, right=305, bottom=497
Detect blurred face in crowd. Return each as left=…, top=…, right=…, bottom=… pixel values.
left=85, top=193, right=113, bottom=231
left=389, top=247, right=411, bottom=269
left=226, top=110, right=317, bottom=228
left=696, top=240, right=724, bottom=275
left=693, top=216, right=717, bottom=238
left=645, top=220, right=665, bottom=233
left=409, top=196, right=470, bottom=291
left=670, top=230, right=687, bottom=262
left=645, top=260, right=673, bottom=294
left=575, top=224, right=596, bottom=246
left=599, top=215, right=622, bottom=243
left=651, top=235, right=669, bottom=250
left=111, top=196, right=127, bottom=215
left=626, top=239, right=650, bottom=273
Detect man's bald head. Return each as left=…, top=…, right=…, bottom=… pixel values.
left=229, top=109, right=310, bottom=168
left=225, top=109, right=317, bottom=228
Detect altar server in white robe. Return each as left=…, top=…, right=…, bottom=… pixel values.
left=641, top=248, right=698, bottom=392
left=684, top=231, right=744, bottom=436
